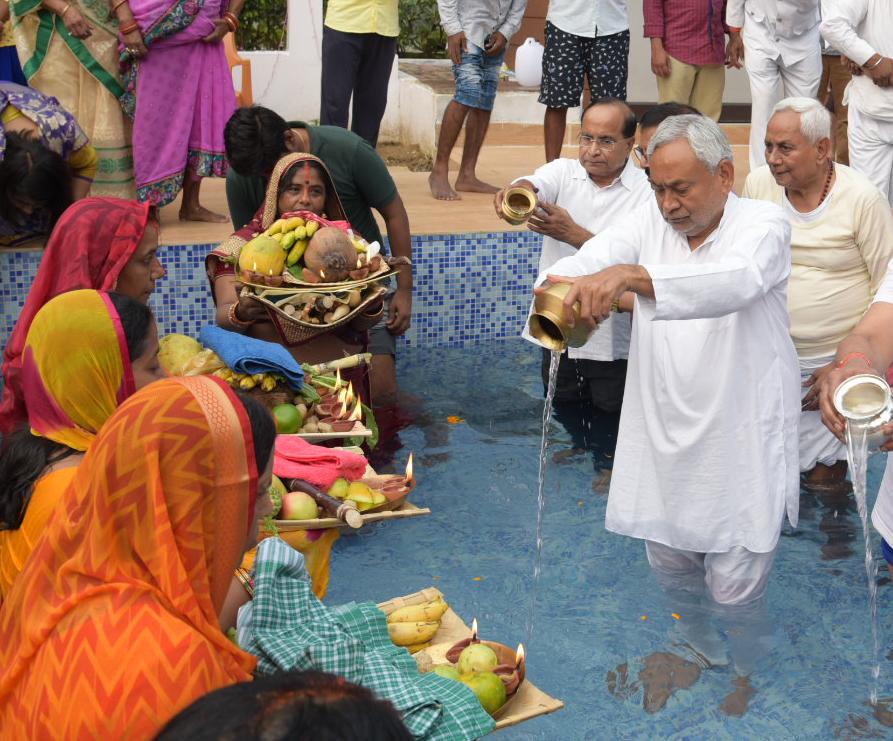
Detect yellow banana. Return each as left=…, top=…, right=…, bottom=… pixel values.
left=239, top=375, right=257, bottom=390
left=264, top=218, right=287, bottom=236
left=304, top=220, right=319, bottom=238
left=281, top=216, right=304, bottom=232
left=280, top=231, right=297, bottom=251
left=387, top=620, right=440, bottom=647
left=387, top=598, right=449, bottom=624
left=407, top=641, right=431, bottom=654
left=269, top=232, right=283, bottom=243
left=261, top=375, right=277, bottom=392
left=286, top=239, right=308, bottom=267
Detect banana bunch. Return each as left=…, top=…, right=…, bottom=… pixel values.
left=264, top=216, right=321, bottom=268
left=384, top=597, right=449, bottom=653
left=213, top=368, right=283, bottom=392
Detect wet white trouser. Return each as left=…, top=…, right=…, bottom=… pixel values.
left=799, top=357, right=846, bottom=471
left=745, top=48, right=822, bottom=169
left=848, top=104, right=893, bottom=206
left=645, top=540, right=777, bottom=606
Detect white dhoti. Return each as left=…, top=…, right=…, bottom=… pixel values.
left=645, top=540, right=778, bottom=606
left=848, top=104, right=893, bottom=206
left=798, top=356, right=847, bottom=472
left=745, top=48, right=822, bottom=170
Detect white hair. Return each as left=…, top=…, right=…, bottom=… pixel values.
left=770, top=96, right=832, bottom=145
left=646, top=114, right=733, bottom=173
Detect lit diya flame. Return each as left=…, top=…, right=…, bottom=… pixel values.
left=405, top=452, right=414, bottom=484
left=470, top=618, right=478, bottom=642
left=515, top=644, right=525, bottom=669
left=349, top=397, right=362, bottom=422
left=357, top=257, right=362, bottom=269
left=338, top=401, right=348, bottom=418
left=346, top=381, right=355, bottom=405
left=319, top=269, right=326, bottom=280
left=252, top=261, right=258, bottom=271
left=335, top=368, right=343, bottom=389
left=337, top=386, right=348, bottom=405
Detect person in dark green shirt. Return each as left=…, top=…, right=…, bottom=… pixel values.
left=223, top=106, right=412, bottom=405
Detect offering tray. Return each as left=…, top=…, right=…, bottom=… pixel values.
left=277, top=420, right=373, bottom=443
left=240, top=263, right=396, bottom=291
left=378, top=587, right=564, bottom=732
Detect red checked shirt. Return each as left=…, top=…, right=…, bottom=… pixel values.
left=643, top=0, right=729, bottom=66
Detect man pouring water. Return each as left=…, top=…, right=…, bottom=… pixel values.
left=528, top=115, right=800, bottom=709
left=819, top=260, right=893, bottom=581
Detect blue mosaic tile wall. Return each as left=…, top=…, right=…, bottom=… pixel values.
left=0, top=231, right=543, bottom=352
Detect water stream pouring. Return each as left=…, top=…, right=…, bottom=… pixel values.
left=834, top=374, right=892, bottom=705
left=526, top=350, right=561, bottom=645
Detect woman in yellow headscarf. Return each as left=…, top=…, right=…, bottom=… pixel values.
left=0, top=376, right=275, bottom=738
left=0, top=289, right=164, bottom=598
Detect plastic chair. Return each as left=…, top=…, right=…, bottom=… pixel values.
left=224, top=32, right=253, bottom=107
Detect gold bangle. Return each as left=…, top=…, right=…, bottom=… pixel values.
left=234, top=567, right=254, bottom=598
left=610, top=299, right=620, bottom=313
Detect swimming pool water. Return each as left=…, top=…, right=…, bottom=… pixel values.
left=325, top=339, right=892, bottom=740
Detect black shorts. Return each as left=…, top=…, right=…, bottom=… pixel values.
left=541, top=348, right=627, bottom=414
left=538, top=22, right=630, bottom=108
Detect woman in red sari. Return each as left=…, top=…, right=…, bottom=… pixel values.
left=0, top=376, right=275, bottom=738
left=0, top=197, right=165, bottom=434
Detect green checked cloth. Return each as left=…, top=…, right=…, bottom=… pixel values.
left=237, top=538, right=495, bottom=740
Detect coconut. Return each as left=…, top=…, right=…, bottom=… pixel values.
left=238, top=234, right=286, bottom=277
left=158, top=334, right=202, bottom=376
left=303, top=227, right=356, bottom=283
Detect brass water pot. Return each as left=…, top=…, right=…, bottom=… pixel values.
left=529, top=281, right=594, bottom=351
left=501, top=187, right=537, bottom=225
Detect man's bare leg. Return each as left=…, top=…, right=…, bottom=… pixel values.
left=179, top=172, right=228, bottom=223
left=428, top=100, right=469, bottom=200
left=370, top=353, right=398, bottom=408
left=455, top=108, right=498, bottom=193
left=803, top=460, right=850, bottom=492
left=544, top=106, right=569, bottom=162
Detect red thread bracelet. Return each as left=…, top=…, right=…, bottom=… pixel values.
left=838, top=352, right=872, bottom=369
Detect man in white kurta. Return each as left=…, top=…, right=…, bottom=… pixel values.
left=726, top=0, right=822, bottom=170
left=533, top=115, right=800, bottom=606
left=497, top=100, right=652, bottom=463
left=821, top=0, right=893, bottom=206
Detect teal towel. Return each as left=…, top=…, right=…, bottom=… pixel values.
left=238, top=538, right=495, bottom=740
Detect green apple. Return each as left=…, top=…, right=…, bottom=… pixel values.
left=432, top=665, right=462, bottom=681
left=457, top=643, right=498, bottom=675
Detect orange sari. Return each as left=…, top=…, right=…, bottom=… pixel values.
left=0, top=376, right=258, bottom=738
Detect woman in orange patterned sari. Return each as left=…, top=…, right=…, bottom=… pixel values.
left=0, top=376, right=275, bottom=738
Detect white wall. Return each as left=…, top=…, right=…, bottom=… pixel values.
left=239, top=0, right=323, bottom=121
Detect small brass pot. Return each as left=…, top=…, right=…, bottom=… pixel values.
left=529, top=281, right=593, bottom=351
left=501, top=187, right=536, bottom=225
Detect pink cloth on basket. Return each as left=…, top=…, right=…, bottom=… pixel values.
left=273, top=436, right=368, bottom=490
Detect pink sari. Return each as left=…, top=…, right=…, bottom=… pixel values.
left=121, top=0, right=236, bottom=206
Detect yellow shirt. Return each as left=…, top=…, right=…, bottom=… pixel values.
left=743, top=164, right=893, bottom=358
left=324, top=0, right=399, bottom=37
left=0, top=467, right=78, bottom=601
left=0, top=104, right=98, bottom=181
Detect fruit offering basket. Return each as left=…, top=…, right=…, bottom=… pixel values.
left=378, top=588, right=564, bottom=732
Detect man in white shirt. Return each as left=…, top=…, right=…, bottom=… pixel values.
left=820, top=260, right=893, bottom=581
left=538, top=0, right=629, bottom=161
left=726, top=0, right=822, bottom=169
left=532, top=116, right=799, bottom=704
left=495, top=98, right=651, bottom=469
left=821, top=0, right=893, bottom=205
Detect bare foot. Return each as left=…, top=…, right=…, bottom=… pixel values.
left=638, top=652, right=701, bottom=713
left=428, top=171, right=460, bottom=200
left=179, top=204, right=228, bottom=223
left=454, top=175, right=499, bottom=194
left=720, top=676, right=756, bottom=717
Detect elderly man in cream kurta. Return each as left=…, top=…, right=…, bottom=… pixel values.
left=533, top=115, right=800, bottom=610
left=743, top=97, right=893, bottom=490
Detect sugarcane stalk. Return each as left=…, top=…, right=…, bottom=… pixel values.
left=303, top=353, right=372, bottom=376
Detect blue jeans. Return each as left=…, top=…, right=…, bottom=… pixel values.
left=451, top=43, right=505, bottom=111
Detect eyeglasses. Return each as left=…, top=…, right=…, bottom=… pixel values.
left=632, top=146, right=647, bottom=168
left=579, top=134, right=627, bottom=152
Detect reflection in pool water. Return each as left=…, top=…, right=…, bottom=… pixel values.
left=327, top=340, right=892, bottom=739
